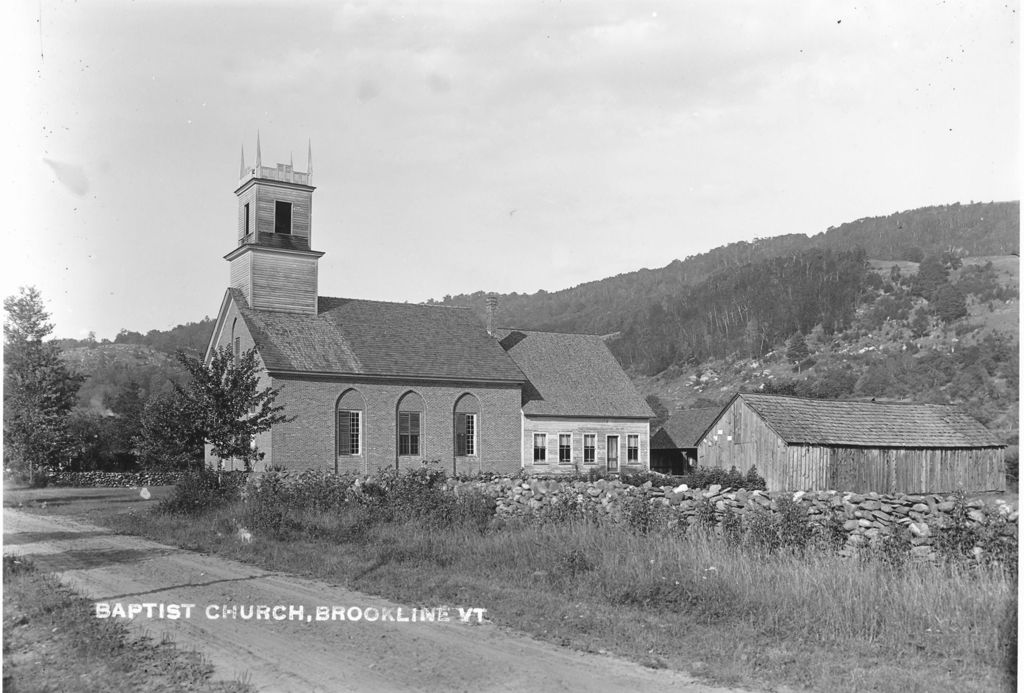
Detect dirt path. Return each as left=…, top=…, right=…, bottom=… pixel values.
left=4, top=509, right=753, bottom=693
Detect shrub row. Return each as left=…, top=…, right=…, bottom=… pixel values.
left=156, top=469, right=248, bottom=516
left=239, top=467, right=496, bottom=538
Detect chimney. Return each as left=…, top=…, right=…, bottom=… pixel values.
left=485, top=294, right=499, bottom=336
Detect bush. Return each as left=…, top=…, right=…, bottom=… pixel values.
left=619, top=494, right=657, bottom=534
left=743, top=466, right=767, bottom=490
left=775, top=496, right=814, bottom=552
left=744, top=506, right=780, bottom=552
left=158, top=468, right=245, bottom=516
left=619, top=470, right=673, bottom=488
left=681, top=465, right=767, bottom=491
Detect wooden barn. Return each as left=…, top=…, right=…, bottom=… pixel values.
left=650, top=407, right=721, bottom=475
left=697, top=393, right=1005, bottom=493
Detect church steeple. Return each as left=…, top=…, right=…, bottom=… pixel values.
left=226, top=136, right=324, bottom=314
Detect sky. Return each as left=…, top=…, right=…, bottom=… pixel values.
left=3, top=1, right=1019, bottom=340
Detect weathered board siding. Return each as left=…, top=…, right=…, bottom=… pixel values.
left=827, top=446, right=1005, bottom=493
left=250, top=251, right=318, bottom=314
left=229, top=252, right=252, bottom=304
left=237, top=186, right=258, bottom=240
left=254, top=186, right=311, bottom=239
left=522, top=417, right=649, bottom=475
left=698, top=399, right=788, bottom=489
left=697, top=398, right=1005, bottom=492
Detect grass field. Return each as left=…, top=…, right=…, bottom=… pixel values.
left=8, top=482, right=1015, bottom=693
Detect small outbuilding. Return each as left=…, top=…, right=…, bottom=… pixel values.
left=697, top=393, right=1005, bottom=493
left=650, top=407, right=721, bottom=475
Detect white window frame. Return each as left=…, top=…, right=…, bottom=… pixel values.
left=558, top=433, right=572, bottom=464
left=533, top=433, right=548, bottom=463
left=627, top=434, right=640, bottom=464
left=583, top=434, right=596, bottom=465
left=455, top=412, right=477, bottom=457
left=337, top=409, right=362, bottom=456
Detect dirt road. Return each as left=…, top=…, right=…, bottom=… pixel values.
left=4, top=509, right=752, bottom=693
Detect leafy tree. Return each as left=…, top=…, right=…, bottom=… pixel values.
left=135, top=390, right=206, bottom=470
left=933, top=284, right=968, bottom=323
left=912, top=254, right=949, bottom=300
left=909, top=307, right=931, bottom=338
left=760, top=379, right=799, bottom=396
left=3, top=287, right=84, bottom=482
left=172, top=346, right=290, bottom=471
left=786, top=331, right=810, bottom=364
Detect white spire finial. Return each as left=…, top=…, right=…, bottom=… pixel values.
left=255, top=131, right=262, bottom=169
left=239, top=145, right=246, bottom=178
left=307, top=139, right=313, bottom=179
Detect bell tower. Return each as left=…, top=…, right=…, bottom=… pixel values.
left=226, top=135, right=324, bottom=314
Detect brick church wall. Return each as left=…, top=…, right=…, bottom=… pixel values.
left=268, top=377, right=523, bottom=475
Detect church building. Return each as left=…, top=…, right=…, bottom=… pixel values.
left=205, top=140, right=652, bottom=475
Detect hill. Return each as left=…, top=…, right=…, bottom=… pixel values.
left=434, top=201, right=1018, bottom=338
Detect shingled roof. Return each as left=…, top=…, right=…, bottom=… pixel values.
left=496, top=329, right=653, bottom=418
left=652, top=407, right=721, bottom=449
left=229, top=289, right=526, bottom=382
left=732, top=393, right=1003, bottom=448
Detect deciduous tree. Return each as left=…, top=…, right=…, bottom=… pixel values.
left=171, top=346, right=290, bottom=471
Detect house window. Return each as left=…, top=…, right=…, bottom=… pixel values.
left=583, top=434, right=596, bottom=464
left=627, top=435, right=639, bottom=463
left=533, top=433, right=547, bottom=462
left=233, top=337, right=240, bottom=362
left=242, top=202, right=250, bottom=239
left=455, top=413, right=476, bottom=456
left=399, top=412, right=421, bottom=456
left=274, top=201, right=292, bottom=235
left=337, top=411, right=361, bottom=455
left=558, top=434, right=572, bottom=464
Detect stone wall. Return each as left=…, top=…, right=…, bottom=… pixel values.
left=44, top=471, right=188, bottom=487
left=443, top=477, right=1019, bottom=560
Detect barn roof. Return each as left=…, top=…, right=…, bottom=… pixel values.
left=652, top=408, right=721, bottom=449
left=732, top=393, right=1004, bottom=448
left=496, top=329, right=654, bottom=418
left=229, top=289, right=527, bottom=383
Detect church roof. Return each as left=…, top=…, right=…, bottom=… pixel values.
left=496, top=329, right=654, bottom=418
left=229, top=289, right=526, bottom=383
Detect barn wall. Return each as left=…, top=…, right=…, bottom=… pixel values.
left=828, top=446, right=1005, bottom=494
left=697, top=398, right=789, bottom=489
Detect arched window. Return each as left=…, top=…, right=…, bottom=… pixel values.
left=397, top=391, right=424, bottom=457
left=336, top=389, right=365, bottom=457
left=454, top=394, right=479, bottom=457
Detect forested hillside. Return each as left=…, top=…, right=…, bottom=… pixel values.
left=435, top=201, right=1018, bottom=339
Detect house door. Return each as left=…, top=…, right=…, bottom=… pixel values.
left=606, top=435, right=619, bottom=472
